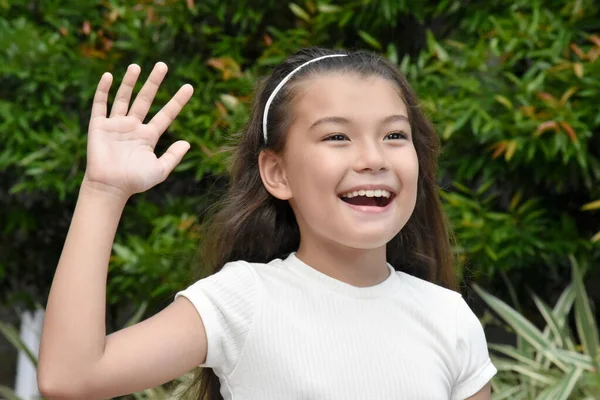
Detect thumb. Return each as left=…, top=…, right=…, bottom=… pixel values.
left=159, top=140, right=191, bottom=180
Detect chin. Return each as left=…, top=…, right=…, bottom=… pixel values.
left=338, top=231, right=399, bottom=250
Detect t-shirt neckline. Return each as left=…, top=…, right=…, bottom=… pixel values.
left=283, top=252, right=399, bottom=298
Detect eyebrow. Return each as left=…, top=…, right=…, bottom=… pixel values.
left=309, top=114, right=410, bottom=130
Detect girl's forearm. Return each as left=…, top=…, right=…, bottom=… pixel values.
left=38, top=182, right=129, bottom=394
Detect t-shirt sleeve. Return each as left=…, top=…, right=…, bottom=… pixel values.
left=451, top=296, right=497, bottom=400
left=174, top=261, right=259, bottom=374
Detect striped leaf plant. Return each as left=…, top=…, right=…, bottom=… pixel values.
left=474, top=256, right=600, bottom=400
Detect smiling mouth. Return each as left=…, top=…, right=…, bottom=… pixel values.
left=339, top=192, right=396, bottom=208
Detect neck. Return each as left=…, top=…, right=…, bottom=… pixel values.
left=295, top=237, right=389, bottom=287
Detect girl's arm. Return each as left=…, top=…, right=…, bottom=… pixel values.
left=38, top=184, right=208, bottom=400
left=37, top=64, right=208, bottom=400
left=465, top=382, right=491, bottom=400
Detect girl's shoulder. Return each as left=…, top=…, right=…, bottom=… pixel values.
left=197, top=257, right=294, bottom=291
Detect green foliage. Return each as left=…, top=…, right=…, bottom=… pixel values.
left=474, top=256, right=600, bottom=399
left=397, top=0, right=600, bottom=277
left=442, top=182, right=579, bottom=277
left=1, top=0, right=598, bottom=350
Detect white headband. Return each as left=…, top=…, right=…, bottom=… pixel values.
left=262, top=54, right=348, bottom=143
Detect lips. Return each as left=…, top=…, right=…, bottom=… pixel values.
left=338, top=185, right=397, bottom=208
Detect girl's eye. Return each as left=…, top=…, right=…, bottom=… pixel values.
left=324, top=134, right=348, bottom=141
left=385, top=131, right=408, bottom=140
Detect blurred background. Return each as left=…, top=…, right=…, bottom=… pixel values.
left=1, top=0, right=599, bottom=398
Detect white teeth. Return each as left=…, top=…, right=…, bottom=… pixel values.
left=341, top=189, right=392, bottom=199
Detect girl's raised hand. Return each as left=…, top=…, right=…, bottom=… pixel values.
left=83, top=62, right=194, bottom=198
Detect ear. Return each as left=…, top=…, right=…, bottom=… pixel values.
left=258, top=149, right=292, bottom=200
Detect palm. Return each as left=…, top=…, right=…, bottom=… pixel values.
left=88, top=116, right=164, bottom=194
left=84, top=63, right=194, bottom=197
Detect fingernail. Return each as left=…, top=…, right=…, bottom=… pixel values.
left=156, top=62, right=168, bottom=72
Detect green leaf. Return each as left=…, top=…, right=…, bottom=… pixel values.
left=485, top=246, right=499, bottom=261
left=571, top=255, right=599, bottom=368
left=491, top=383, right=524, bottom=400
left=358, top=30, right=382, bottom=50
left=338, top=10, right=353, bottom=27
left=535, top=383, right=560, bottom=400
left=0, top=322, right=38, bottom=367
left=112, top=243, right=139, bottom=263
left=495, top=95, right=514, bottom=110
left=549, top=284, right=576, bottom=342
left=452, top=105, right=475, bottom=134
left=0, top=386, right=22, bottom=400
left=488, top=344, right=540, bottom=368
left=289, top=3, right=311, bottom=22
left=473, top=285, right=564, bottom=367
left=0, top=385, right=23, bottom=400
left=386, top=43, right=398, bottom=64
left=493, top=358, right=558, bottom=385
left=554, top=366, right=584, bottom=400
left=533, top=294, right=566, bottom=348
left=581, top=199, right=600, bottom=211
left=316, top=4, right=342, bottom=13
left=476, top=180, right=494, bottom=196
left=554, top=348, right=595, bottom=371
left=452, top=181, right=472, bottom=195
left=425, top=30, right=449, bottom=61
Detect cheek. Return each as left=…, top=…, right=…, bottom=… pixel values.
left=394, top=147, right=420, bottom=184
left=286, top=148, right=346, bottom=192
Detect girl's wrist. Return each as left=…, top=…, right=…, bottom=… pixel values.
left=79, top=179, right=130, bottom=208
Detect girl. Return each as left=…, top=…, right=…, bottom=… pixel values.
left=38, top=47, right=497, bottom=400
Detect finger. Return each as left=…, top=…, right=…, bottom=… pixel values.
left=128, top=62, right=169, bottom=122
left=148, top=84, right=194, bottom=136
left=90, top=72, right=113, bottom=120
left=158, top=140, right=191, bottom=181
left=109, top=64, right=141, bottom=117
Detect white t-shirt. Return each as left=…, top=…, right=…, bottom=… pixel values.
left=175, top=253, right=496, bottom=400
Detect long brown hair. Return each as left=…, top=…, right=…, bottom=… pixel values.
left=180, top=47, right=457, bottom=400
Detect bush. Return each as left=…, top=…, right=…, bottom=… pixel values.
left=475, top=256, right=600, bottom=399
left=1, top=0, right=598, bottom=326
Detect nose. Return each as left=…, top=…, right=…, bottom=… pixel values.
left=353, top=140, right=389, bottom=173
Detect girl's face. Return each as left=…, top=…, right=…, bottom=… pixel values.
left=264, top=73, right=419, bottom=251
